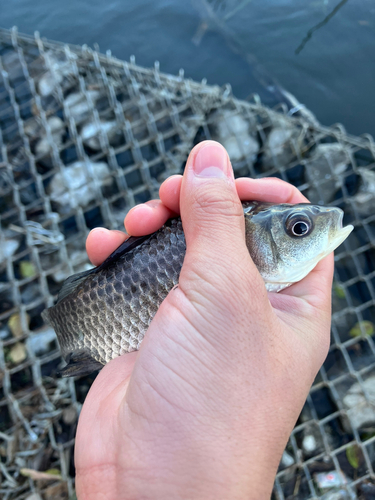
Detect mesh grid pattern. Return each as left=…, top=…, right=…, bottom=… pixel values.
left=0, top=27, right=374, bottom=500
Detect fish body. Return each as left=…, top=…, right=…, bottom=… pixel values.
left=42, top=202, right=353, bottom=377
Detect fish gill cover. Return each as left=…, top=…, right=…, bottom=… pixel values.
left=0, top=27, right=374, bottom=500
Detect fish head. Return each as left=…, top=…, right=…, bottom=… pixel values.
left=245, top=202, right=353, bottom=292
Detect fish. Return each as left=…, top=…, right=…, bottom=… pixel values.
left=42, top=202, right=353, bottom=377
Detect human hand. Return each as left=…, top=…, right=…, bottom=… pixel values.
left=76, top=141, right=333, bottom=500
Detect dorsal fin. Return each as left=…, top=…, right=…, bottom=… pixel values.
left=57, top=350, right=104, bottom=378
left=97, top=233, right=152, bottom=272
left=56, top=233, right=154, bottom=304
left=56, top=267, right=97, bottom=302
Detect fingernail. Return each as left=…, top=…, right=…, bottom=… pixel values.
left=193, top=142, right=228, bottom=178
left=90, top=227, right=109, bottom=234
left=145, top=200, right=161, bottom=209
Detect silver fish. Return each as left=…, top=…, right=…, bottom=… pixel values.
left=42, top=202, right=353, bottom=377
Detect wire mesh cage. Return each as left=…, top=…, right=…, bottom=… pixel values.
left=0, top=27, right=374, bottom=500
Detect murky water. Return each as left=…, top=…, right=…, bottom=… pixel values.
left=2, top=0, right=375, bottom=136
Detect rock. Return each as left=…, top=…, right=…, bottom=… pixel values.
left=343, top=376, right=375, bottom=430
left=80, top=120, right=118, bottom=150
left=306, top=143, right=351, bottom=204
left=49, top=160, right=111, bottom=210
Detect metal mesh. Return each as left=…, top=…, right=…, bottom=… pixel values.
left=0, top=27, right=374, bottom=500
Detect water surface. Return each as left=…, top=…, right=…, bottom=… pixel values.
left=2, top=0, right=375, bottom=136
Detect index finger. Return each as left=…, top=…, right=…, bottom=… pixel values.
left=159, top=175, right=309, bottom=214
left=235, top=177, right=309, bottom=204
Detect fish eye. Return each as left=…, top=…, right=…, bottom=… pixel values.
left=285, top=215, right=313, bottom=238
left=292, top=221, right=309, bottom=236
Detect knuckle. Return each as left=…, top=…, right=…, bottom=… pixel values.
left=191, top=187, right=243, bottom=221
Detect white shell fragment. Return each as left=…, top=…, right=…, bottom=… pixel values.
left=306, top=143, right=350, bottom=203
left=49, top=160, right=112, bottom=210
left=267, top=127, right=294, bottom=158
left=35, top=117, right=65, bottom=156
left=0, top=238, right=20, bottom=264
left=64, top=90, right=101, bottom=122
left=343, top=375, right=375, bottom=430
left=302, top=434, right=317, bottom=453
left=281, top=451, right=294, bottom=468
left=80, top=120, right=118, bottom=150
left=352, top=167, right=375, bottom=216
left=262, top=114, right=302, bottom=169
left=212, top=110, right=259, bottom=166
left=38, top=52, right=76, bottom=96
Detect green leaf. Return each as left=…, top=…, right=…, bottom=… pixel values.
left=333, top=283, right=346, bottom=299
left=350, top=321, right=374, bottom=338
left=45, top=468, right=61, bottom=476
left=20, top=260, right=37, bottom=279
left=346, top=444, right=361, bottom=469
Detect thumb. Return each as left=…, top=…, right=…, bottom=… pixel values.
left=179, top=141, right=266, bottom=301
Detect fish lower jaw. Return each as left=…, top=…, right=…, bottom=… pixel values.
left=265, top=281, right=293, bottom=293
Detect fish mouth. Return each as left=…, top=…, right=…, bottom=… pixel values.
left=323, top=211, right=354, bottom=257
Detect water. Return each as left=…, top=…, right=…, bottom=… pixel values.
left=2, top=0, right=375, bottom=137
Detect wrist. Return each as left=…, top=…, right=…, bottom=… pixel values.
left=99, top=409, right=291, bottom=500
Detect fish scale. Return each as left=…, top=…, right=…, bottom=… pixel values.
left=42, top=202, right=352, bottom=377
left=45, top=218, right=186, bottom=369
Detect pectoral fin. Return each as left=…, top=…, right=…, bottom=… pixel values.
left=57, top=350, right=104, bottom=378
